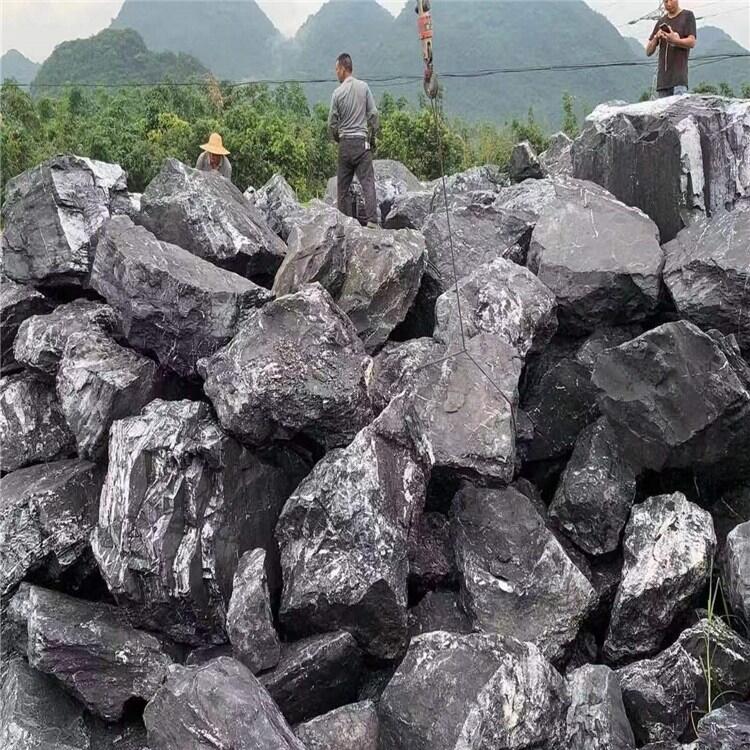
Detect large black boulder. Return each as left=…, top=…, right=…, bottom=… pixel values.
left=0, top=279, right=51, bottom=374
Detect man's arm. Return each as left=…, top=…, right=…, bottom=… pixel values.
left=665, top=30, right=696, bottom=49
left=365, top=85, right=379, bottom=135
left=646, top=20, right=661, bottom=57
left=328, top=91, right=340, bottom=143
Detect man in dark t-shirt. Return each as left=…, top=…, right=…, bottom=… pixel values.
left=646, top=0, right=697, bottom=97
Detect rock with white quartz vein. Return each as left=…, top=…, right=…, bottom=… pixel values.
left=0, top=371, right=75, bottom=472
left=277, top=394, right=431, bottom=659
left=408, top=591, right=473, bottom=638
left=433, top=256, right=557, bottom=356
left=10, top=584, right=174, bottom=721
left=226, top=548, right=280, bottom=674
left=0, top=458, right=104, bottom=595
left=90, top=215, right=271, bottom=377
left=92, top=399, right=309, bottom=644
left=565, top=664, right=635, bottom=750
left=57, top=328, right=160, bottom=459
left=378, top=631, right=568, bottom=750
left=143, top=657, right=304, bottom=750
left=14, top=298, right=118, bottom=376
left=247, top=173, right=305, bottom=241
left=604, top=493, right=716, bottom=664
left=294, top=701, right=379, bottom=750
left=451, top=484, right=595, bottom=664
left=140, top=158, right=286, bottom=278
left=509, top=140, right=544, bottom=182
left=198, top=283, right=373, bottom=449
left=1, top=154, right=134, bottom=286
left=724, top=520, right=750, bottom=624
left=0, top=279, right=51, bottom=374
left=382, top=190, right=434, bottom=230
left=540, top=132, right=574, bottom=177
left=697, top=702, right=750, bottom=749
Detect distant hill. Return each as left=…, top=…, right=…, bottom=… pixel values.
left=691, top=25, right=750, bottom=93
left=32, top=29, right=210, bottom=94
left=0, top=49, right=40, bottom=85
left=110, top=0, right=282, bottom=79
left=624, top=36, right=645, bottom=58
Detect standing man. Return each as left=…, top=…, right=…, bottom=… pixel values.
left=196, top=132, right=232, bottom=180
left=328, top=53, right=379, bottom=227
left=646, top=0, right=697, bottom=98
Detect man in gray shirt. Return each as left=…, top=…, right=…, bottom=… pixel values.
left=328, top=53, right=379, bottom=226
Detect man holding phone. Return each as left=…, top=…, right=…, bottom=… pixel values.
left=646, top=0, right=697, bottom=98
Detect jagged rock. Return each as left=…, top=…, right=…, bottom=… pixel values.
left=91, top=215, right=271, bottom=377
left=408, top=591, right=473, bottom=638
left=521, top=326, right=638, bottom=463
left=370, top=335, right=521, bottom=483
left=294, top=700, right=378, bottom=750
left=1, top=155, right=134, bottom=287
left=274, top=213, right=425, bottom=353
left=617, top=642, right=704, bottom=744
left=0, top=371, right=75, bottom=472
left=0, top=279, right=51, bottom=374
left=11, top=584, right=173, bottom=721
left=433, top=256, right=557, bottom=356
left=85, top=718, right=150, bottom=750
left=434, top=164, right=509, bottom=202
left=247, top=173, right=304, bottom=241
left=261, top=631, right=363, bottom=725
left=509, top=140, right=545, bottom=182
left=677, top=618, right=750, bottom=704
left=549, top=418, right=637, bottom=556
left=540, top=132, right=574, bottom=177
left=697, top=702, right=750, bottom=749
left=724, top=520, right=750, bottom=624
left=324, top=159, right=423, bottom=222
left=592, top=322, right=750, bottom=480
left=528, top=183, right=663, bottom=334
left=226, top=548, right=280, bottom=674
left=0, top=656, right=90, bottom=750
left=493, top=177, right=561, bottom=223
left=572, top=96, right=750, bottom=243
left=378, top=631, right=568, bottom=750
left=139, top=158, right=286, bottom=278
left=144, top=657, right=304, bottom=750
left=408, top=512, right=456, bottom=595
left=451, top=484, right=595, bottom=663
left=199, top=283, right=373, bottom=449
left=92, top=399, right=308, bottom=644
left=663, top=209, right=750, bottom=352
left=277, top=395, right=430, bottom=659
left=14, top=299, right=118, bottom=376
left=604, top=493, right=716, bottom=664
left=713, top=485, right=750, bottom=554
left=565, top=664, right=635, bottom=750
left=382, top=189, right=433, bottom=230
left=0, top=458, right=104, bottom=595
left=57, top=329, right=159, bottom=459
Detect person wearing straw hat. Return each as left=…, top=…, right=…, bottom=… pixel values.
left=196, top=132, right=232, bottom=179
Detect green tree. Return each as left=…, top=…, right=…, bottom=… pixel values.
left=561, top=93, right=579, bottom=139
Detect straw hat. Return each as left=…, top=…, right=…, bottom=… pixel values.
left=201, top=132, right=230, bottom=156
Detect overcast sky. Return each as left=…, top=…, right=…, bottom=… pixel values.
left=2, top=0, right=748, bottom=63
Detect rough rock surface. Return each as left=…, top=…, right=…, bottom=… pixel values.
left=0, top=371, right=75, bottom=472
left=565, top=664, right=635, bottom=750
left=261, top=631, right=363, bottom=725
left=11, top=584, right=173, bottom=721
left=434, top=164, right=509, bottom=202
left=91, top=215, right=271, bottom=376
left=713, top=484, right=750, bottom=554
left=433, top=256, right=557, bottom=356
left=294, top=700, right=379, bottom=750
left=604, top=493, right=715, bottom=663
left=0, top=279, right=51, bottom=374
left=451, top=484, right=595, bottom=663
left=248, top=173, right=304, bottom=241
left=13, top=298, right=118, bottom=376
left=592, top=322, right=750, bottom=479
left=572, top=96, right=750, bottom=242
left=548, top=418, right=637, bottom=556
left=509, top=140, right=545, bottom=182
left=199, top=283, right=373, bottom=449
left=617, top=642, right=703, bottom=744
left=408, top=512, right=456, bottom=595
left=274, top=213, right=426, bottom=352
left=277, top=396, right=430, bottom=659
left=1, top=155, right=134, bottom=286
left=0, top=458, right=104, bottom=595
left=408, top=591, right=473, bottom=638
left=140, top=158, right=286, bottom=278
left=56, top=329, right=160, bottom=459
left=663, top=209, right=750, bottom=352
left=226, top=548, right=280, bottom=674
left=528, top=182, right=663, bottom=334
left=540, top=132, right=574, bottom=177
left=724, top=520, right=750, bottom=623
left=382, top=189, right=433, bottom=230
left=696, top=701, right=750, bottom=749
left=143, top=657, right=304, bottom=750
left=378, top=631, right=568, bottom=750
left=92, top=399, right=308, bottom=644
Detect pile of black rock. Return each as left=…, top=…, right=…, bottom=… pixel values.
left=1, top=94, right=749, bottom=750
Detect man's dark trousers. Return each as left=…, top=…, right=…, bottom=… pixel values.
left=337, top=137, right=377, bottom=225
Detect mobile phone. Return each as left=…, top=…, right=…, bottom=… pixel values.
left=660, top=24, right=671, bottom=33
